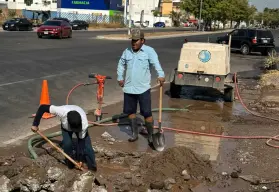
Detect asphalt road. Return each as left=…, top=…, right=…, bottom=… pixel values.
left=0, top=29, right=278, bottom=146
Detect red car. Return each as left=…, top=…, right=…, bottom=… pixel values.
left=37, top=20, right=72, bottom=39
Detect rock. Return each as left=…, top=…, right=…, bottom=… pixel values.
left=222, top=172, right=228, bottom=176
left=131, top=175, right=142, bottom=187
left=23, top=177, right=41, bottom=192
left=104, top=151, right=114, bottom=158
left=71, top=171, right=95, bottom=192
left=101, top=132, right=115, bottom=142
left=182, top=170, right=191, bottom=181
left=201, top=154, right=210, bottom=161
left=40, top=190, right=47, bottom=192
left=150, top=181, right=164, bottom=190
left=205, top=174, right=217, bottom=183
left=181, top=170, right=188, bottom=176
left=95, top=175, right=107, bottom=186
left=47, top=167, right=64, bottom=182
left=92, top=186, right=108, bottom=192
left=0, top=175, right=12, bottom=192
left=41, top=182, right=51, bottom=190
left=21, top=185, right=30, bottom=192
left=123, top=172, right=132, bottom=179
left=147, top=190, right=162, bottom=192
left=230, top=172, right=239, bottom=178
left=184, top=174, right=191, bottom=181
left=130, top=166, right=139, bottom=171
left=164, top=178, right=176, bottom=190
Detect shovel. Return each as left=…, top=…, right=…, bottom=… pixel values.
left=152, top=85, right=166, bottom=152
left=36, top=130, right=84, bottom=171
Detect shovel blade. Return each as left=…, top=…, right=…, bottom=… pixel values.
left=152, top=131, right=166, bottom=152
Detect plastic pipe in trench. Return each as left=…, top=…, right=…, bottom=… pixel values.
left=28, top=73, right=279, bottom=160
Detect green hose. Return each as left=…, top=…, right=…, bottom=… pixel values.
left=28, top=107, right=189, bottom=159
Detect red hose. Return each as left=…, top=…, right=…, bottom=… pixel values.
left=67, top=73, right=279, bottom=149
left=66, top=83, right=87, bottom=105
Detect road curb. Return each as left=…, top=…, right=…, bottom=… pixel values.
left=95, top=30, right=232, bottom=40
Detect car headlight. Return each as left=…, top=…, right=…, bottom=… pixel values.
left=10, top=24, right=14, bottom=26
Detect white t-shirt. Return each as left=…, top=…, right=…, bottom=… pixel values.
left=49, top=105, right=88, bottom=139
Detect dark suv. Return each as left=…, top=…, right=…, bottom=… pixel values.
left=216, top=28, right=276, bottom=55
left=2, top=18, right=33, bottom=31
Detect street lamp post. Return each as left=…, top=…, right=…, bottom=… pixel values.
left=124, top=0, right=127, bottom=26
left=128, top=0, right=132, bottom=35
left=198, top=0, right=203, bottom=31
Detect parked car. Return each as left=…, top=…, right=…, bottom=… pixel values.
left=2, top=18, right=33, bottom=31
left=70, top=20, right=89, bottom=30
left=37, top=20, right=72, bottom=39
left=216, top=28, right=276, bottom=55
left=153, top=22, right=165, bottom=28
left=52, top=17, right=70, bottom=23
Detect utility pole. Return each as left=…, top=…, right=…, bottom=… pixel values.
left=124, top=0, right=127, bottom=26
left=198, top=0, right=203, bottom=31
left=128, top=0, right=132, bottom=35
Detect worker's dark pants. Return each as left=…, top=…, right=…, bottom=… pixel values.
left=123, top=89, right=152, bottom=118
left=61, top=127, right=96, bottom=170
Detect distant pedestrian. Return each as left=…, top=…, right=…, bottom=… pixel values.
left=117, top=28, right=165, bottom=147
left=31, top=104, right=97, bottom=171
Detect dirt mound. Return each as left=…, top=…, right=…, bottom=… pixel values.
left=140, top=146, right=212, bottom=183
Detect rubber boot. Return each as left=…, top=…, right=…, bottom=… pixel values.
left=145, top=121, right=154, bottom=145
left=128, top=118, right=138, bottom=142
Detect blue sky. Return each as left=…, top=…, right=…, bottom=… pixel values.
left=249, top=0, right=279, bottom=11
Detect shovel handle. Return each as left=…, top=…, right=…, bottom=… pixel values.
left=159, top=86, right=163, bottom=125
left=36, top=130, right=84, bottom=171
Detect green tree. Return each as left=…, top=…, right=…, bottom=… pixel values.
left=180, top=0, right=221, bottom=30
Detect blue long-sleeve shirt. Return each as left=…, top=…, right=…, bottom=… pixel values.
left=117, top=44, right=165, bottom=94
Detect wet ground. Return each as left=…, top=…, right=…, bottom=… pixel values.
left=1, top=31, right=279, bottom=191
left=2, top=71, right=279, bottom=191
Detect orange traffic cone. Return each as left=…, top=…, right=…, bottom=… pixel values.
left=32, top=80, right=55, bottom=119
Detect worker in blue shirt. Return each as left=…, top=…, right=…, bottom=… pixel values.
left=117, top=28, right=165, bottom=147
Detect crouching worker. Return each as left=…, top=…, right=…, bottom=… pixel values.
left=31, top=104, right=97, bottom=172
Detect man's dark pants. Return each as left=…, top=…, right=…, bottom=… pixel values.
left=123, top=89, right=152, bottom=118
left=61, top=127, right=96, bottom=170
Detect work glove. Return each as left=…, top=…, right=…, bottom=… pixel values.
left=31, top=126, right=39, bottom=132
left=157, top=77, right=165, bottom=86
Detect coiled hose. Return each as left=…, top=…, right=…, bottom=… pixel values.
left=28, top=73, right=279, bottom=160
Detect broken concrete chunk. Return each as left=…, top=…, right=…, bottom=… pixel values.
left=91, top=186, right=108, bottom=192
left=47, top=167, right=64, bottom=182
left=71, top=171, right=95, bottom=192
left=23, top=177, right=41, bottom=192
left=164, top=178, right=176, bottom=190
left=101, top=132, right=115, bottom=142
left=0, top=175, right=13, bottom=192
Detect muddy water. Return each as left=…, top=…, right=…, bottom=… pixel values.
left=88, top=84, right=240, bottom=162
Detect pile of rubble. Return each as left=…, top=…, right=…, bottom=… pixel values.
left=0, top=144, right=217, bottom=192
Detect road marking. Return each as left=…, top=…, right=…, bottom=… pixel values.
left=0, top=72, right=69, bottom=87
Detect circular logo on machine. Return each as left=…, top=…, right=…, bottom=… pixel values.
left=198, top=50, right=211, bottom=63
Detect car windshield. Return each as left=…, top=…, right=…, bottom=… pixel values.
left=43, top=21, right=61, bottom=26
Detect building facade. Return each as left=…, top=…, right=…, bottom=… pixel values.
left=4, top=0, right=122, bottom=21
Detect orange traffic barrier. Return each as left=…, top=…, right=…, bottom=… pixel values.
left=32, top=80, right=55, bottom=119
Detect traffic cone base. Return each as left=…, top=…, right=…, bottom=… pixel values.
left=32, top=80, right=55, bottom=120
